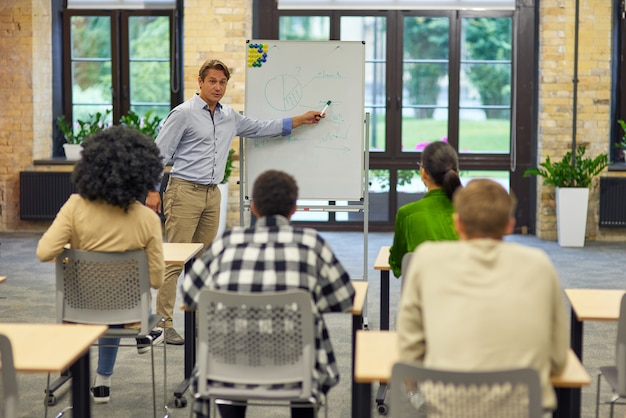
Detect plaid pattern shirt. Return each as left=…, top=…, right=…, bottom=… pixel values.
left=181, top=215, right=355, bottom=400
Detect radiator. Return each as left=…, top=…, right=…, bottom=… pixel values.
left=20, top=172, right=76, bottom=220
left=599, top=177, right=626, bottom=227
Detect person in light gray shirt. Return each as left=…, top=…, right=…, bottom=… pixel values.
left=145, top=59, right=324, bottom=344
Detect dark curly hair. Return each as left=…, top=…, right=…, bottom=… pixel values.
left=252, top=170, right=298, bottom=217
left=72, top=126, right=163, bottom=212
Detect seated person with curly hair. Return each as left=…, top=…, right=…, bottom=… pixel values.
left=37, top=125, right=165, bottom=404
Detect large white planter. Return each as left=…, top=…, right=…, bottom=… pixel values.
left=556, top=187, right=589, bottom=247
left=217, top=183, right=229, bottom=236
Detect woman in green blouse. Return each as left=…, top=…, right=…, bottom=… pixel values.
left=389, top=141, right=462, bottom=277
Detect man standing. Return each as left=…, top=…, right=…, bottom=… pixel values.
left=146, top=60, right=324, bottom=344
left=397, top=179, right=569, bottom=413
left=181, top=169, right=355, bottom=418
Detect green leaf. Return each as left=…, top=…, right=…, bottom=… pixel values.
left=523, top=145, right=608, bottom=188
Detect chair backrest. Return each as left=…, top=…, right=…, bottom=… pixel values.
left=615, top=293, right=626, bottom=394
left=196, top=288, right=315, bottom=400
left=390, top=361, right=543, bottom=418
left=55, top=248, right=151, bottom=333
left=0, top=334, right=18, bottom=418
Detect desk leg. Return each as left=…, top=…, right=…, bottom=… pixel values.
left=375, top=270, right=390, bottom=412
left=352, top=314, right=370, bottom=418
left=70, top=349, right=91, bottom=418
left=567, top=308, right=583, bottom=418
left=380, top=270, right=390, bottom=331
left=553, top=387, right=573, bottom=418
left=174, top=258, right=197, bottom=408
left=570, top=309, right=583, bottom=360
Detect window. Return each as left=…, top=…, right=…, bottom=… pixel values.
left=54, top=6, right=180, bottom=156
left=255, top=1, right=536, bottom=232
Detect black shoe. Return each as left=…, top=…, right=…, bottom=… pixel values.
left=136, top=327, right=164, bottom=354
left=91, top=386, right=110, bottom=404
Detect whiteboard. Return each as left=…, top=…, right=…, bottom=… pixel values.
left=244, top=40, right=366, bottom=201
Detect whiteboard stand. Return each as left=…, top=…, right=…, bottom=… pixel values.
left=240, top=39, right=369, bottom=323
left=237, top=113, right=370, bottom=328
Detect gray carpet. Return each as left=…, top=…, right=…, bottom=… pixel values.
left=0, top=231, right=624, bottom=418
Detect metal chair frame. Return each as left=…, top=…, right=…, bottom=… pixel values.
left=390, top=361, right=544, bottom=418
left=193, top=288, right=326, bottom=418
left=596, top=293, right=626, bottom=418
left=49, top=248, right=168, bottom=418
left=0, top=334, right=18, bottom=418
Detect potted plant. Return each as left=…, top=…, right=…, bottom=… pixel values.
left=119, top=110, right=163, bottom=139
left=56, top=109, right=112, bottom=160
left=524, top=144, right=608, bottom=247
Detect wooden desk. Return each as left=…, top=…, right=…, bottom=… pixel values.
left=163, top=242, right=204, bottom=266
left=373, top=246, right=392, bottom=331
left=565, top=288, right=624, bottom=358
left=354, top=330, right=590, bottom=418
left=162, top=242, right=204, bottom=407
left=564, top=288, right=624, bottom=418
left=0, top=323, right=107, bottom=418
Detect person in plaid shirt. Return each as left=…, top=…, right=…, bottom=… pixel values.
left=181, top=169, right=355, bottom=418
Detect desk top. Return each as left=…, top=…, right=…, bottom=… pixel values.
left=163, top=242, right=203, bottom=265
left=565, top=288, right=625, bottom=321
left=354, top=330, right=590, bottom=388
left=0, top=323, right=107, bottom=373
left=374, top=246, right=391, bottom=271
left=352, top=280, right=368, bottom=316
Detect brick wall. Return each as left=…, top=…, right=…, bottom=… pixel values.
left=536, top=0, right=612, bottom=241
left=0, top=0, right=49, bottom=232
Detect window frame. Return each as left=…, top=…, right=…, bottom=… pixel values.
left=53, top=3, right=182, bottom=157
left=255, top=0, right=537, bottom=233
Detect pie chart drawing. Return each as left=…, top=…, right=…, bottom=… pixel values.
left=264, top=74, right=303, bottom=112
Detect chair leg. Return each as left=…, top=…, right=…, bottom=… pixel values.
left=163, top=336, right=169, bottom=417
left=596, top=372, right=602, bottom=418
left=150, top=339, right=157, bottom=418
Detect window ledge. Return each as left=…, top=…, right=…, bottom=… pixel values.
left=608, top=162, right=626, bottom=172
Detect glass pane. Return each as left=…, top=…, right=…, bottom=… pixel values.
left=341, top=16, right=387, bottom=152
left=278, top=16, right=330, bottom=40
left=130, top=61, right=170, bottom=104
left=129, top=16, right=171, bottom=117
left=459, top=17, right=512, bottom=154
left=71, top=16, right=111, bottom=59
left=70, top=16, right=112, bottom=125
left=459, top=170, right=510, bottom=192
left=129, top=16, right=170, bottom=58
left=402, top=17, right=450, bottom=152
left=71, top=104, right=113, bottom=127
left=397, top=168, right=426, bottom=208
left=291, top=200, right=330, bottom=222
left=343, top=169, right=389, bottom=222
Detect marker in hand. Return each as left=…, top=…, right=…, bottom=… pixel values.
left=320, top=100, right=331, bottom=116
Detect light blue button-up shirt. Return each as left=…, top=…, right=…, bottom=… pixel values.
left=155, top=94, right=292, bottom=187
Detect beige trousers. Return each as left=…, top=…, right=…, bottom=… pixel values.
left=157, top=177, right=220, bottom=328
